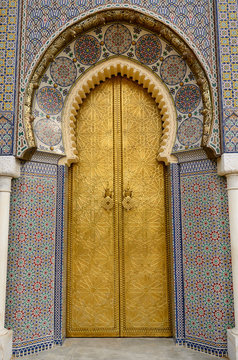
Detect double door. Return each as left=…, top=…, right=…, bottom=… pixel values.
left=67, top=76, right=171, bottom=337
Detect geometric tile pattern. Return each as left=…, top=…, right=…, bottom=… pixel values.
left=180, top=159, right=234, bottom=356
left=177, top=118, right=203, bottom=147
left=0, top=114, right=14, bottom=154
left=50, top=57, right=77, bottom=87
left=5, top=161, right=57, bottom=356
left=175, top=85, right=201, bottom=114
left=23, top=0, right=216, bottom=75
left=215, top=0, right=238, bottom=109
left=169, top=164, right=185, bottom=344
left=223, top=110, right=238, bottom=152
left=105, top=24, right=132, bottom=55
left=31, top=23, right=204, bottom=154
left=135, top=33, right=162, bottom=64
left=215, top=0, right=238, bottom=152
left=0, top=0, right=19, bottom=154
left=74, top=35, right=101, bottom=64
left=37, top=87, right=63, bottom=115
left=54, top=165, right=66, bottom=345
left=160, top=55, right=186, bottom=86
left=34, top=118, right=61, bottom=146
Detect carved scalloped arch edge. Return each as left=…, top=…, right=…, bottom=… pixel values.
left=59, top=58, right=177, bottom=166
left=20, top=9, right=214, bottom=160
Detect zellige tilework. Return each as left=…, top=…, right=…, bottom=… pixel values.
left=6, top=161, right=57, bottom=356
left=180, top=160, right=234, bottom=357
left=0, top=0, right=20, bottom=154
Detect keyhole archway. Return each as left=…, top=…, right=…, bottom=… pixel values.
left=60, top=57, right=178, bottom=167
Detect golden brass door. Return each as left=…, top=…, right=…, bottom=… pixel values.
left=67, top=76, right=171, bottom=338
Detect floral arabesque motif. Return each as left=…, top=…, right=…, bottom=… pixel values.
left=50, top=57, right=77, bottom=87
left=160, top=55, right=186, bottom=85
left=177, top=117, right=203, bottom=147
left=135, top=34, right=162, bottom=64
left=74, top=35, right=101, bottom=65
left=104, top=24, right=132, bottom=54
left=37, top=87, right=63, bottom=115
left=175, top=84, right=201, bottom=114
left=34, top=119, right=62, bottom=146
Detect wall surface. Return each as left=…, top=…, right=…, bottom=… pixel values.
left=5, top=161, right=58, bottom=356
left=4, top=156, right=234, bottom=357
left=171, top=159, right=234, bottom=356
left=215, top=0, right=238, bottom=152
left=0, top=0, right=20, bottom=155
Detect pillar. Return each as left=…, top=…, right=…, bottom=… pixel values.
left=0, top=157, right=20, bottom=360
left=218, top=154, right=238, bottom=360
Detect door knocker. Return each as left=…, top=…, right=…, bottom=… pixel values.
left=122, top=184, right=134, bottom=211
left=101, top=183, right=114, bottom=211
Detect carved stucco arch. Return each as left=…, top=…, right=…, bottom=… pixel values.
left=60, top=58, right=177, bottom=166
left=21, top=9, right=214, bottom=160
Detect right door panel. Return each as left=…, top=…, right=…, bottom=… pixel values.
left=120, top=77, right=171, bottom=337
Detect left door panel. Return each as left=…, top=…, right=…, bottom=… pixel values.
left=67, top=80, right=120, bottom=337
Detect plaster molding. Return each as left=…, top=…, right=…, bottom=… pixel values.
left=0, top=330, right=12, bottom=360
left=228, top=329, right=238, bottom=360
left=0, top=157, right=21, bottom=179
left=218, top=154, right=238, bottom=359
left=226, top=174, right=238, bottom=191
left=217, top=154, right=238, bottom=176
left=0, top=177, right=12, bottom=193
left=20, top=9, right=213, bottom=160
left=58, top=58, right=177, bottom=167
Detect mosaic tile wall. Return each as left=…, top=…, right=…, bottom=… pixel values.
left=170, top=159, right=234, bottom=356
left=54, top=165, right=66, bottom=345
left=215, top=0, right=238, bottom=152
left=5, top=161, right=58, bottom=356
left=31, top=23, right=204, bottom=155
left=0, top=0, right=20, bottom=155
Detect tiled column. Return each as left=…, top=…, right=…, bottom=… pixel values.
left=0, top=157, right=20, bottom=360
left=218, top=154, right=238, bottom=360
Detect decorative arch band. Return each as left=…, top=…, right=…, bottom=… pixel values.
left=60, top=58, right=177, bottom=166
left=21, top=9, right=214, bottom=161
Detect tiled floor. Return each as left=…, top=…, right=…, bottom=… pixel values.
left=21, top=338, right=226, bottom=360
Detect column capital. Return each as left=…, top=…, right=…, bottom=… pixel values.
left=217, top=153, right=238, bottom=176
left=0, top=156, right=20, bottom=178
left=0, top=177, right=12, bottom=193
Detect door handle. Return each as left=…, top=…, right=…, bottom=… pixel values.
left=122, top=184, right=134, bottom=211
left=101, top=183, right=114, bottom=210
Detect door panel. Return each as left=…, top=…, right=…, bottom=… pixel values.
left=67, top=76, right=171, bottom=337
left=67, top=80, right=120, bottom=337
left=120, top=77, right=171, bottom=336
